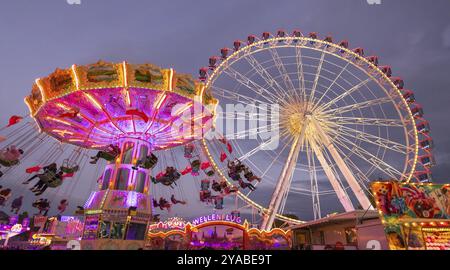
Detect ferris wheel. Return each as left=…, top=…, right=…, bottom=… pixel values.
left=199, top=29, right=434, bottom=230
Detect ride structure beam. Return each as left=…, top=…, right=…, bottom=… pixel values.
left=261, top=116, right=308, bottom=231
left=309, top=138, right=355, bottom=212
left=310, top=118, right=373, bottom=210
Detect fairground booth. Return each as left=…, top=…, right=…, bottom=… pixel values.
left=372, top=181, right=450, bottom=250
left=0, top=215, right=31, bottom=249
left=289, top=210, right=388, bottom=250
left=1, top=214, right=84, bottom=250
left=146, top=215, right=291, bottom=250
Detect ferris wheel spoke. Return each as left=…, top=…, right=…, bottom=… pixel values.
left=261, top=117, right=309, bottom=231
left=244, top=54, right=290, bottom=98
left=323, top=146, right=373, bottom=197
left=306, top=142, right=321, bottom=220
left=238, top=134, right=280, bottom=161
left=332, top=135, right=402, bottom=179
left=331, top=125, right=408, bottom=153
left=308, top=51, right=326, bottom=106
left=343, top=158, right=374, bottom=194
left=320, top=78, right=371, bottom=111
left=311, top=118, right=373, bottom=210
left=220, top=107, right=270, bottom=118
left=312, top=62, right=350, bottom=111
left=211, top=85, right=273, bottom=110
left=226, top=123, right=279, bottom=140
left=219, top=112, right=270, bottom=121
left=329, top=116, right=405, bottom=127
left=332, top=141, right=384, bottom=197
left=261, top=140, right=291, bottom=178
left=323, top=96, right=394, bottom=115
left=242, top=137, right=292, bottom=198
left=308, top=137, right=355, bottom=212
left=268, top=46, right=296, bottom=96
left=295, top=46, right=307, bottom=103
left=223, top=66, right=284, bottom=104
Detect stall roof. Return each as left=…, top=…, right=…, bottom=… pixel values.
left=289, top=210, right=380, bottom=230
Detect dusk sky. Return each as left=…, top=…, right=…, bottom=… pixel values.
left=0, top=0, right=449, bottom=221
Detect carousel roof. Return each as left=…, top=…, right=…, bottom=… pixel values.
left=24, top=61, right=217, bottom=150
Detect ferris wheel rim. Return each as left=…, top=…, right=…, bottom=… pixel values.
left=201, top=33, right=420, bottom=224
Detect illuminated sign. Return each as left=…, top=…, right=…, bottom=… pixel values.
left=0, top=223, right=27, bottom=234
left=61, top=216, right=76, bottom=222
left=126, top=191, right=138, bottom=207
left=11, top=224, right=23, bottom=233
left=31, top=234, right=52, bottom=246
left=192, top=214, right=242, bottom=226
left=82, top=215, right=99, bottom=240
left=148, top=217, right=187, bottom=232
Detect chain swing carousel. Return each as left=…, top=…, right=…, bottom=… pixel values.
left=26, top=61, right=220, bottom=249
left=0, top=60, right=291, bottom=250
left=0, top=60, right=217, bottom=249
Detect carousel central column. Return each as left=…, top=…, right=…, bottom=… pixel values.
left=81, top=136, right=153, bottom=248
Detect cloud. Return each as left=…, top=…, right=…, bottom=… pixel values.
left=443, top=24, right=450, bottom=48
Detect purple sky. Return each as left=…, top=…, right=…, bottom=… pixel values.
left=0, top=0, right=450, bottom=220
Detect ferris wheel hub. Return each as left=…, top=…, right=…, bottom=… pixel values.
left=281, top=101, right=315, bottom=136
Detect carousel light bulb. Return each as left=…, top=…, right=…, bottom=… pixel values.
left=173, top=103, right=193, bottom=116
left=154, top=93, right=167, bottom=110
left=125, top=89, right=131, bottom=106
left=72, top=65, right=80, bottom=89
left=84, top=92, right=102, bottom=110
left=46, top=116, right=72, bottom=126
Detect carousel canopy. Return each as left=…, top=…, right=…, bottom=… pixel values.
left=24, top=61, right=217, bottom=151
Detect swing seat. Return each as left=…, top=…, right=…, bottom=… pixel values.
left=158, top=176, right=174, bottom=186
left=0, top=159, right=19, bottom=167
left=162, top=181, right=173, bottom=186
left=143, top=157, right=158, bottom=169
left=39, top=173, right=62, bottom=188
left=191, top=160, right=201, bottom=167
left=46, top=178, right=63, bottom=188
left=99, top=152, right=117, bottom=161
left=38, top=174, right=53, bottom=184
left=46, top=176, right=63, bottom=188
left=228, top=172, right=241, bottom=181
left=200, top=190, right=211, bottom=201
left=150, top=176, right=157, bottom=184
left=60, top=165, right=79, bottom=174
left=215, top=202, right=224, bottom=210
left=184, top=144, right=194, bottom=158
left=212, top=183, right=221, bottom=192
left=201, top=180, right=210, bottom=191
